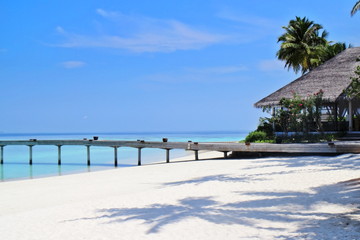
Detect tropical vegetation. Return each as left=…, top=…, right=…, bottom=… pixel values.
left=246, top=11, right=356, bottom=143
left=345, top=66, right=360, bottom=99
left=277, top=17, right=348, bottom=75
left=244, top=89, right=345, bottom=143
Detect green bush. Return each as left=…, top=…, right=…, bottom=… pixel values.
left=256, top=118, right=274, bottom=139
left=245, top=131, right=267, bottom=142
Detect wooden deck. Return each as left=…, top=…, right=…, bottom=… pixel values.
left=0, top=139, right=359, bottom=166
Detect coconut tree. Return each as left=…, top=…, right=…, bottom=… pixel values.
left=317, top=42, right=350, bottom=65
left=277, top=17, right=328, bottom=75
left=351, top=1, right=360, bottom=16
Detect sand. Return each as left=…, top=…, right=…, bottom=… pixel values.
left=1, top=151, right=360, bottom=239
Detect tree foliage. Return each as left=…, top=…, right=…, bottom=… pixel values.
left=277, top=17, right=348, bottom=75
left=273, top=90, right=324, bottom=133
left=344, top=66, right=360, bottom=99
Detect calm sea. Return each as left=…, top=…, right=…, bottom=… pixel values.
left=0, top=131, right=246, bottom=182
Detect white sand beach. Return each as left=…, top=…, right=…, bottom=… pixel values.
left=1, top=151, right=360, bottom=239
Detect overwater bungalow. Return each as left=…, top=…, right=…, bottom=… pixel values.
left=255, top=47, right=360, bottom=132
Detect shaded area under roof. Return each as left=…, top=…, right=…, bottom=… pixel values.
left=255, top=47, right=360, bottom=108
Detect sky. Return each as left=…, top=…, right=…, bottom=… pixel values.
left=0, top=0, right=359, bottom=133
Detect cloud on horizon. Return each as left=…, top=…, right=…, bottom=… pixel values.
left=258, top=59, right=284, bottom=71
left=54, top=9, right=228, bottom=53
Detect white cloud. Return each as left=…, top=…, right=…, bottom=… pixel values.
left=186, top=65, right=247, bottom=75
left=54, top=9, right=228, bottom=53
left=144, top=64, right=248, bottom=84
left=216, top=8, right=282, bottom=41
left=217, top=9, right=279, bottom=29
left=258, top=59, right=284, bottom=71
left=61, top=61, right=86, bottom=69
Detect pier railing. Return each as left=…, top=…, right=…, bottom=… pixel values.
left=0, top=139, right=216, bottom=166
left=0, top=139, right=359, bottom=166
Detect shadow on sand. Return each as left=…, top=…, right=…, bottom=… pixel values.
left=67, top=154, right=360, bottom=238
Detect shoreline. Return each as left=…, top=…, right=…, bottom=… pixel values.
left=1, top=151, right=360, bottom=239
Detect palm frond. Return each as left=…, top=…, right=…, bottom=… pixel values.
left=351, top=1, right=360, bottom=16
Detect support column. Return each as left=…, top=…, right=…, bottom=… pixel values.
left=349, top=99, right=353, bottom=131
left=223, top=151, right=228, bottom=159
left=29, top=145, right=33, bottom=165
left=86, top=145, right=91, bottom=166
left=334, top=102, right=338, bottom=131
left=138, top=148, right=142, bottom=166
left=272, top=107, right=276, bottom=131
left=166, top=149, right=170, bottom=163
left=57, top=145, right=62, bottom=165
left=194, top=150, right=199, bottom=160
left=113, top=146, right=118, bottom=167
left=0, top=145, right=4, bottom=164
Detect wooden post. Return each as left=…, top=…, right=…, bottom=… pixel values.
left=57, top=145, right=62, bottom=165
left=166, top=149, right=170, bottom=163
left=86, top=145, right=91, bottom=166
left=223, top=151, right=228, bottom=159
left=349, top=99, right=353, bottom=131
left=0, top=145, right=4, bottom=164
left=194, top=150, right=199, bottom=160
left=334, top=102, right=338, bottom=131
left=272, top=107, right=276, bottom=131
left=138, top=148, right=142, bottom=166
left=29, top=145, right=33, bottom=165
left=113, top=147, right=118, bottom=167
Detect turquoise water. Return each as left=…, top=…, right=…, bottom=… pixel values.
left=0, top=131, right=246, bottom=181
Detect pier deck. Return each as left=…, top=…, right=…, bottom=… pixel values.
left=0, top=139, right=359, bottom=166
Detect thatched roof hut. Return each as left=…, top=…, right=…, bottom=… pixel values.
left=255, top=47, right=360, bottom=108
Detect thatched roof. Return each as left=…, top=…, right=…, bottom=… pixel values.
left=255, top=47, right=360, bottom=108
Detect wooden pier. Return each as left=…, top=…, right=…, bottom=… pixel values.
left=0, top=139, right=360, bottom=166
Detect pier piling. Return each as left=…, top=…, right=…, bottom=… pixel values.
left=28, top=145, right=33, bottom=165
left=57, top=145, right=62, bottom=165
left=194, top=150, right=199, bottom=160
left=166, top=149, right=170, bottom=163
left=86, top=145, right=91, bottom=166
left=0, top=145, right=4, bottom=164
left=138, top=148, right=142, bottom=166
left=113, top=146, right=118, bottom=167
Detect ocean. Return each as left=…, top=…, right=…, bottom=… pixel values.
left=0, top=131, right=247, bottom=181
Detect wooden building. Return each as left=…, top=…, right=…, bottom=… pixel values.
left=255, top=47, right=360, bottom=131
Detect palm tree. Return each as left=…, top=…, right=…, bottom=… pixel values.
left=351, top=1, right=360, bottom=16
left=321, top=42, right=350, bottom=62
left=277, top=17, right=328, bottom=75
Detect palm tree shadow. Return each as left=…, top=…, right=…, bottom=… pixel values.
left=162, top=174, right=253, bottom=186
left=98, top=197, right=222, bottom=233
left=68, top=178, right=360, bottom=237
left=64, top=154, right=360, bottom=237
left=72, top=196, right=286, bottom=234
left=243, top=153, right=360, bottom=172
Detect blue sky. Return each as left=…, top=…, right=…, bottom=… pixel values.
left=1, top=0, right=359, bottom=133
